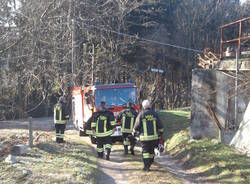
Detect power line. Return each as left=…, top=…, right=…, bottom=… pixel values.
left=81, top=22, right=203, bottom=53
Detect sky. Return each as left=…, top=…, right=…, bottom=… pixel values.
left=240, top=0, right=247, bottom=4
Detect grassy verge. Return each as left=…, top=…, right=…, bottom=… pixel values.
left=158, top=110, right=250, bottom=184
left=0, top=131, right=98, bottom=184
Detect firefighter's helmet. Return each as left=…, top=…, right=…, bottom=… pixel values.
left=59, top=96, right=65, bottom=103
left=142, top=99, right=151, bottom=109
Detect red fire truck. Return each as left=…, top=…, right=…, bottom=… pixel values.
left=72, top=82, right=140, bottom=143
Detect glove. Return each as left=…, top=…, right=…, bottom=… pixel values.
left=132, top=131, right=138, bottom=137
left=132, top=131, right=135, bottom=137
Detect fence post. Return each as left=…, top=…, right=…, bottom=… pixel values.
left=28, top=117, right=33, bottom=148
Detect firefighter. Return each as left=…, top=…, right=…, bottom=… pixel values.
left=117, top=101, right=138, bottom=155
left=54, top=96, right=70, bottom=143
left=88, top=101, right=116, bottom=160
left=86, top=90, right=94, bottom=112
left=134, top=99, right=164, bottom=171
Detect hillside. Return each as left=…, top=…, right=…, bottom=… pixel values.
left=158, top=110, right=250, bottom=183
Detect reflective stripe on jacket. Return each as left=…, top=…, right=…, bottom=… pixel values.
left=134, top=108, right=164, bottom=141
left=117, top=108, right=138, bottom=133
left=89, top=110, right=116, bottom=137
left=54, top=103, right=69, bottom=124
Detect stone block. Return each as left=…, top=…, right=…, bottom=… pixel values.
left=11, top=144, right=27, bottom=156
left=5, top=154, right=17, bottom=164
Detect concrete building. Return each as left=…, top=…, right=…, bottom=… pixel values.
left=191, top=17, right=250, bottom=155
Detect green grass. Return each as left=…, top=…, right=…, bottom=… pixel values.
left=158, top=110, right=190, bottom=140
left=158, top=110, right=250, bottom=184
left=0, top=133, right=98, bottom=184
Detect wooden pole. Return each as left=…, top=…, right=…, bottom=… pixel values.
left=28, top=117, right=33, bottom=148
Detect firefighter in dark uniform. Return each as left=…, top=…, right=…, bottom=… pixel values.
left=88, top=101, right=116, bottom=160
left=134, top=99, right=164, bottom=171
left=54, top=96, right=70, bottom=143
left=117, top=101, right=138, bottom=155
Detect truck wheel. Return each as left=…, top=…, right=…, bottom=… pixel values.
left=90, top=136, right=97, bottom=144
left=111, top=137, right=117, bottom=144
left=111, top=136, right=123, bottom=144
left=79, top=130, right=86, bottom=136
left=118, top=136, right=123, bottom=142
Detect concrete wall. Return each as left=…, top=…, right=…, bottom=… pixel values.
left=190, top=69, right=219, bottom=139
left=190, top=69, right=248, bottom=142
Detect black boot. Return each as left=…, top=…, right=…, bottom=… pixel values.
left=58, top=138, right=63, bottom=144
left=144, top=159, right=150, bottom=171
left=106, top=149, right=111, bottom=160
left=143, top=159, right=147, bottom=171
left=97, top=152, right=104, bottom=158
left=124, top=146, right=128, bottom=155
left=143, top=159, right=150, bottom=171
left=148, top=158, right=154, bottom=170
left=130, top=145, right=135, bottom=155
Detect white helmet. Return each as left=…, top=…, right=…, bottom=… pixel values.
left=142, top=100, right=151, bottom=109
left=59, top=96, right=65, bottom=103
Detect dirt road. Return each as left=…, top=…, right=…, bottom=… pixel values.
left=89, top=142, right=201, bottom=184
left=83, top=136, right=199, bottom=184
left=0, top=118, right=200, bottom=184
left=95, top=145, right=181, bottom=184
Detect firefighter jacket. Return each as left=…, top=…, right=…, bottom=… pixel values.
left=85, top=117, right=94, bottom=135
left=89, top=110, right=116, bottom=137
left=54, top=102, right=70, bottom=124
left=117, top=107, right=138, bottom=133
left=134, top=108, right=164, bottom=141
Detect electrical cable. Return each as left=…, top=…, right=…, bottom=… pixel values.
left=81, top=22, right=203, bottom=53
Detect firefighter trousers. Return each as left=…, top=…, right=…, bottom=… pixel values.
left=141, top=140, right=159, bottom=170
left=55, top=124, right=66, bottom=143
left=122, top=133, right=136, bottom=154
left=96, top=136, right=112, bottom=159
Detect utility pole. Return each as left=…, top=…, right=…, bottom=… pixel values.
left=72, top=18, right=76, bottom=81
left=234, top=49, right=239, bottom=129
left=70, top=0, right=77, bottom=86
left=91, top=43, right=95, bottom=85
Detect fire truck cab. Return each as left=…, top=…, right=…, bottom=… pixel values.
left=72, top=82, right=139, bottom=143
